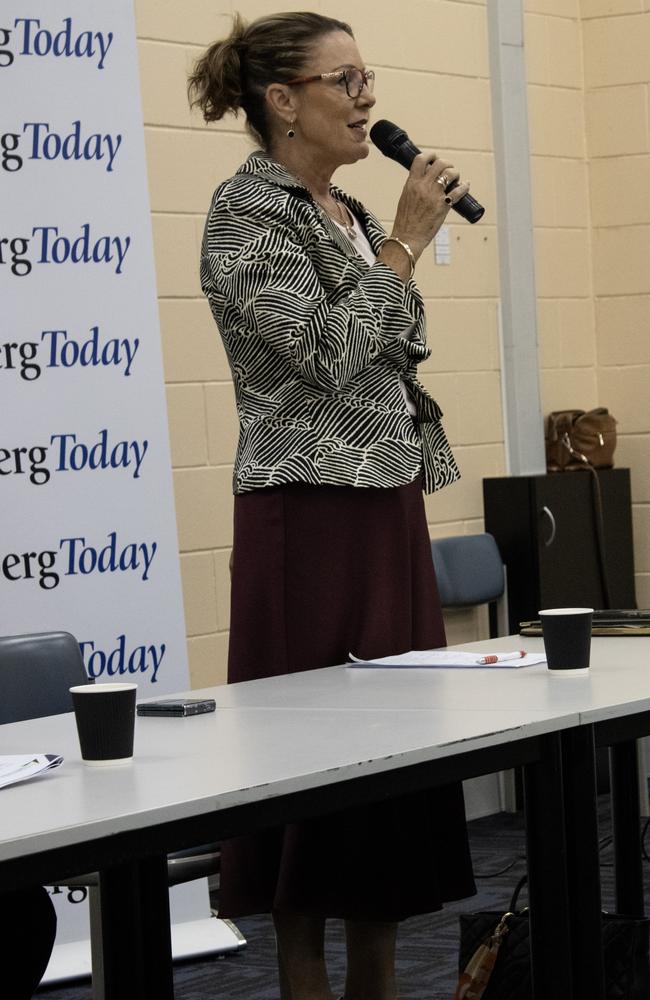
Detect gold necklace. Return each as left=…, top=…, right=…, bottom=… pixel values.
left=326, top=198, right=358, bottom=240
left=300, top=179, right=358, bottom=240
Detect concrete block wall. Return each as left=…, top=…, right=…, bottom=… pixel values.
left=525, top=1, right=598, bottom=415
left=581, top=0, right=650, bottom=609
left=135, top=0, right=649, bottom=683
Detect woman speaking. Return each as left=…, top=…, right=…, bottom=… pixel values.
left=190, top=12, right=475, bottom=999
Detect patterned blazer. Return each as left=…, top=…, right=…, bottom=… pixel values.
left=200, top=150, right=460, bottom=495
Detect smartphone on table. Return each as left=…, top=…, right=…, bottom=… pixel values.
left=136, top=699, right=216, bottom=717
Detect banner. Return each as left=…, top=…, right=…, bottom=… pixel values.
left=0, top=0, right=242, bottom=979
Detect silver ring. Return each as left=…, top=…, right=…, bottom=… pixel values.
left=435, top=174, right=448, bottom=188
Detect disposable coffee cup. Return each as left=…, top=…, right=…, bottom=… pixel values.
left=539, top=608, right=593, bottom=675
left=70, top=683, right=137, bottom=765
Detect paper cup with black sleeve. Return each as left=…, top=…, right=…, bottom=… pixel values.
left=539, top=608, right=593, bottom=675
left=70, top=683, right=137, bottom=765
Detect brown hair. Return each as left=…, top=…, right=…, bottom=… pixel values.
left=188, top=11, right=353, bottom=147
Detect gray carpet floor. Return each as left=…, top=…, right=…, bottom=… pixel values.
left=35, top=798, right=648, bottom=999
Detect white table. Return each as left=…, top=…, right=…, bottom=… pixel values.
left=0, top=666, right=579, bottom=1000
left=189, top=633, right=650, bottom=1000
left=199, top=635, right=650, bottom=722
left=3, top=634, right=649, bottom=1000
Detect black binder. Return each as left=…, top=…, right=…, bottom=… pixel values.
left=520, top=610, right=650, bottom=637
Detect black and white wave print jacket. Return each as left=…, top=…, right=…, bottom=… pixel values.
left=200, top=150, right=460, bottom=495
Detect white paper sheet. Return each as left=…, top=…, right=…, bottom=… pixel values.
left=348, top=650, right=547, bottom=669
left=0, top=754, right=64, bottom=789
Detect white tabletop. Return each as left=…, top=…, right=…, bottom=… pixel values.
left=0, top=701, right=576, bottom=865
left=196, top=636, right=650, bottom=725
left=2, top=634, right=648, bottom=867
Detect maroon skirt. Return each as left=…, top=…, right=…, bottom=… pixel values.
left=219, top=478, right=476, bottom=921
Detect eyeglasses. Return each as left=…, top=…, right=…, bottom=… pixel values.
left=285, top=67, right=375, bottom=99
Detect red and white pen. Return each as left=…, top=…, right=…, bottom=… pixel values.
left=476, top=650, right=527, bottom=665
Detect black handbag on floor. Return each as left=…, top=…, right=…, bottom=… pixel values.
left=456, top=876, right=650, bottom=1000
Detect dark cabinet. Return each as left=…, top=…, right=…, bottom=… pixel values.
left=483, top=470, right=636, bottom=634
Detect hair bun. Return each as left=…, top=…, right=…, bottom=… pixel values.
left=189, top=12, right=353, bottom=143
left=187, top=13, right=248, bottom=122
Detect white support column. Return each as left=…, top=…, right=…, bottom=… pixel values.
left=487, top=0, right=546, bottom=476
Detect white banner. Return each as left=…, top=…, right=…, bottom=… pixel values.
left=0, top=2, right=186, bottom=689
left=0, top=0, right=241, bottom=979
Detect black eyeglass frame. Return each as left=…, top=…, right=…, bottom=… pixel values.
left=285, top=68, right=375, bottom=99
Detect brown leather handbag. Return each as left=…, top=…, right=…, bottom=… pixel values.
left=545, top=408, right=617, bottom=471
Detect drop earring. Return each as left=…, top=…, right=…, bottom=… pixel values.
left=287, top=117, right=296, bottom=139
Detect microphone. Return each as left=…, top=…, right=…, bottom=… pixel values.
left=369, top=119, right=485, bottom=224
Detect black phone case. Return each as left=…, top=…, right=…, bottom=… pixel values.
left=136, top=700, right=215, bottom=717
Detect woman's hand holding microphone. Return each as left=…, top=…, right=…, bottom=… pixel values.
left=379, top=152, right=470, bottom=282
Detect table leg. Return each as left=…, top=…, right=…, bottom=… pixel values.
left=561, top=725, right=605, bottom=1000
left=610, top=740, right=645, bottom=916
left=98, top=855, right=173, bottom=1000
left=523, top=731, right=573, bottom=1000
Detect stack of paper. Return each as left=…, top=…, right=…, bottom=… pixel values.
left=0, top=754, right=64, bottom=790
left=348, top=650, right=547, bottom=669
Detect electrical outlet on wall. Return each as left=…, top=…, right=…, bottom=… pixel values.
left=434, top=225, right=451, bottom=265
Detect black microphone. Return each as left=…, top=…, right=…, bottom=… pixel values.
left=369, top=119, right=485, bottom=224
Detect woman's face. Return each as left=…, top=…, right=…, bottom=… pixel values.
left=289, top=30, right=376, bottom=170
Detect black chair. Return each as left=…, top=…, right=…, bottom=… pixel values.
left=1, top=887, right=57, bottom=999
left=0, top=631, right=220, bottom=998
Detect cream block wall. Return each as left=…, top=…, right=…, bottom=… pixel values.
left=524, top=6, right=598, bottom=421
left=135, top=0, right=650, bottom=684
left=582, top=2, right=650, bottom=609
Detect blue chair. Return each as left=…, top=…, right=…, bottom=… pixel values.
left=430, top=533, right=508, bottom=637
left=429, top=535, right=515, bottom=812
left=0, top=630, right=89, bottom=723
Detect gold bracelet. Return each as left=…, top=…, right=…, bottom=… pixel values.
left=381, top=237, right=416, bottom=279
